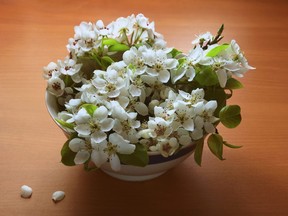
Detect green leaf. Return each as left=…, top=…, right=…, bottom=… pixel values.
left=55, top=119, right=75, bottom=130
left=225, top=78, right=244, bottom=89
left=61, top=134, right=77, bottom=166
left=170, top=48, right=182, bottom=58
left=194, top=138, right=204, bottom=166
left=206, top=44, right=229, bottom=57
left=223, top=141, right=242, bottom=149
left=207, top=134, right=224, bottom=160
left=219, top=105, right=242, bottom=128
left=101, top=56, right=114, bottom=69
left=118, top=143, right=148, bottom=167
left=108, top=44, right=130, bottom=52
left=102, top=38, right=120, bottom=46
left=195, top=66, right=219, bottom=86
left=81, top=104, right=97, bottom=116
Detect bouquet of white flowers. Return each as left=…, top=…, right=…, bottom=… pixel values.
left=44, top=14, right=254, bottom=172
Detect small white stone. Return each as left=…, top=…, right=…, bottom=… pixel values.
left=20, top=185, right=33, bottom=198
left=52, top=191, right=65, bottom=203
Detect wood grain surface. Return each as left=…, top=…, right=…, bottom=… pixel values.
left=1, top=0, right=288, bottom=215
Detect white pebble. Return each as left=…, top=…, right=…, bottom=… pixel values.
left=20, top=185, right=33, bottom=198
left=52, top=191, right=65, bottom=203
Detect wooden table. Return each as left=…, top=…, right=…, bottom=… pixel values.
left=1, top=0, right=288, bottom=215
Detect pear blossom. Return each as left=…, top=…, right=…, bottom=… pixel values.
left=74, top=22, right=99, bottom=54
left=178, top=88, right=205, bottom=106
left=43, top=62, right=59, bottom=79
left=170, top=128, right=192, bottom=146
left=147, top=117, right=173, bottom=139
left=172, top=101, right=195, bottom=131
left=172, top=45, right=203, bottom=83
left=58, top=58, right=82, bottom=77
left=108, top=15, right=135, bottom=38
left=92, top=68, right=126, bottom=98
left=92, top=133, right=136, bottom=171
left=113, top=114, right=141, bottom=143
left=47, top=76, right=65, bottom=96
left=150, top=137, right=179, bottom=157
left=192, top=32, right=213, bottom=45
left=74, top=106, right=114, bottom=143
left=143, top=48, right=178, bottom=83
left=95, top=20, right=111, bottom=37
left=123, top=46, right=147, bottom=75
left=194, top=101, right=218, bottom=134
left=69, top=137, right=93, bottom=164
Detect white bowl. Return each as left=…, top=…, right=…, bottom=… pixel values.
left=45, top=92, right=196, bottom=181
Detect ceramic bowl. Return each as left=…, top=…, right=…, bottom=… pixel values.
left=45, top=92, right=196, bottom=181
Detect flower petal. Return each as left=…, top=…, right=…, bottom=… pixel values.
left=183, top=118, right=194, bottom=131
left=186, top=67, right=196, bottom=81
left=100, top=118, right=114, bottom=132
left=69, top=138, right=86, bottom=152
left=91, top=150, right=108, bottom=168
left=164, top=59, right=178, bottom=69
left=109, top=133, right=135, bottom=154
left=74, top=150, right=90, bottom=164
left=129, top=84, right=141, bottom=97
left=91, top=131, right=107, bottom=143
left=158, top=70, right=170, bottom=83
left=109, top=154, right=121, bottom=171
left=216, top=69, right=227, bottom=88
left=74, top=124, right=91, bottom=136
left=94, top=106, right=108, bottom=121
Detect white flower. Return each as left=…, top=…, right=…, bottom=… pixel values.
left=178, top=88, right=205, bottom=106
left=141, top=75, right=171, bottom=100
left=192, top=32, right=213, bottom=45
left=69, top=138, right=93, bottom=164
left=74, top=22, right=99, bottom=55
left=172, top=45, right=203, bottom=83
left=230, top=40, right=255, bottom=70
left=95, top=20, right=111, bottom=37
left=151, top=137, right=179, bottom=157
left=110, top=100, right=129, bottom=121
left=170, top=128, right=192, bottom=146
left=108, top=15, right=135, bottom=38
left=74, top=106, right=114, bottom=143
left=154, top=106, right=175, bottom=123
left=64, top=98, right=82, bottom=112
left=194, top=101, right=218, bottom=134
left=143, top=48, right=178, bottom=83
left=123, top=46, right=147, bottom=75
left=47, top=77, right=65, bottom=96
left=91, top=133, right=136, bottom=171
left=58, top=58, right=82, bottom=77
left=92, top=68, right=126, bottom=98
left=113, top=113, right=141, bottom=143
left=43, top=62, right=59, bottom=79
left=147, top=117, right=173, bottom=139
left=172, top=101, right=195, bottom=131
left=211, top=57, right=231, bottom=88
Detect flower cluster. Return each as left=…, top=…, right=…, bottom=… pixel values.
left=44, top=14, right=254, bottom=171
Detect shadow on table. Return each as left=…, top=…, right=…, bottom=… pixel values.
left=65, top=162, right=246, bottom=216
